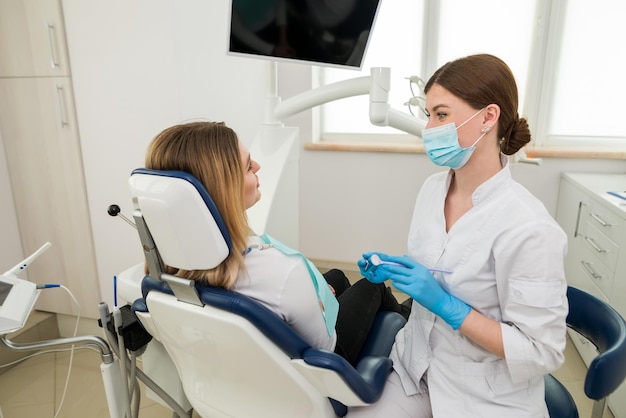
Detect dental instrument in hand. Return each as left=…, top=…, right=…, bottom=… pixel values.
left=367, top=254, right=453, bottom=274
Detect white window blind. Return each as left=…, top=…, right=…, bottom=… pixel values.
left=545, top=0, right=626, bottom=145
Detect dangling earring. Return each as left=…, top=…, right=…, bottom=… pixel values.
left=481, top=125, right=491, bottom=133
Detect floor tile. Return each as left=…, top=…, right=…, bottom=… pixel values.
left=0, top=319, right=620, bottom=418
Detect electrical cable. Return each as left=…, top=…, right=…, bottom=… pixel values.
left=53, top=284, right=81, bottom=418
left=0, top=346, right=99, bottom=369
left=0, top=283, right=83, bottom=416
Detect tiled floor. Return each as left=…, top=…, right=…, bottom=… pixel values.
left=0, top=312, right=181, bottom=418
left=0, top=290, right=626, bottom=418
left=0, top=334, right=618, bottom=417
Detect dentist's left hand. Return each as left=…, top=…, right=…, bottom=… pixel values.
left=383, top=255, right=471, bottom=330
left=358, top=252, right=392, bottom=284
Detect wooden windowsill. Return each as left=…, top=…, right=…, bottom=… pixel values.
left=304, top=141, right=626, bottom=160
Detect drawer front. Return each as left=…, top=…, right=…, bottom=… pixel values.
left=587, top=199, right=626, bottom=246
left=581, top=222, right=619, bottom=273
left=577, top=254, right=615, bottom=298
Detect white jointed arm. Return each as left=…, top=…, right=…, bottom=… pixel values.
left=271, top=67, right=425, bottom=136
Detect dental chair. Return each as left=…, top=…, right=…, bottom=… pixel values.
left=126, top=168, right=406, bottom=417
left=544, top=286, right=626, bottom=418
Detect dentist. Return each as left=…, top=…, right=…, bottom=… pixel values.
left=351, top=54, right=568, bottom=417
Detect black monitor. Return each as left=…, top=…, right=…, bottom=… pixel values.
left=228, top=0, right=382, bottom=70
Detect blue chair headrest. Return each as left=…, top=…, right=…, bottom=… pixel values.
left=129, top=168, right=232, bottom=270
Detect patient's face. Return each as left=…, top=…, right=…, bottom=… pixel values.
left=239, top=141, right=261, bottom=209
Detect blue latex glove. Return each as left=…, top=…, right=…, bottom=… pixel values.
left=384, top=255, right=471, bottom=330
left=358, top=252, right=394, bottom=284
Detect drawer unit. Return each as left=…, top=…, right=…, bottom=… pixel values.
left=556, top=172, right=626, bottom=418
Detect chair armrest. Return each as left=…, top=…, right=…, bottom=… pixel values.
left=359, top=311, right=406, bottom=359
left=355, top=356, right=394, bottom=391
left=586, top=341, right=626, bottom=399
left=301, top=348, right=392, bottom=404
left=131, top=298, right=148, bottom=314
left=131, top=298, right=162, bottom=342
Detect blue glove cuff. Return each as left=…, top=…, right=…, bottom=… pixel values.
left=440, top=295, right=471, bottom=330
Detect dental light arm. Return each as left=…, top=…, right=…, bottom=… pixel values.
left=271, top=67, right=425, bottom=136
left=273, top=76, right=370, bottom=121
left=368, top=67, right=425, bottom=136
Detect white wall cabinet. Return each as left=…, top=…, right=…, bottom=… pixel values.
left=0, top=0, right=99, bottom=317
left=555, top=172, right=626, bottom=417
left=0, top=0, right=70, bottom=77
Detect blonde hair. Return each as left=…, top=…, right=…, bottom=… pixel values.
left=145, top=121, right=250, bottom=288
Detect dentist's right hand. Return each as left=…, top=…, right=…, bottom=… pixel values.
left=383, top=255, right=471, bottom=330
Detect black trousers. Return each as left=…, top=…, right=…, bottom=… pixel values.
left=323, top=269, right=406, bottom=366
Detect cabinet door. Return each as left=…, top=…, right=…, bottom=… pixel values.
left=555, top=177, right=590, bottom=290
left=0, top=0, right=69, bottom=77
left=0, top=77, right=100, bottom=318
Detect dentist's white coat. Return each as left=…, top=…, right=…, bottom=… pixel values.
left=390, top=157, right=568, bottom=417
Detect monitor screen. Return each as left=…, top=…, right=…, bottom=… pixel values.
left=228, top=0, right=382, bottom=70
left=0, top=282, right=12, bottom=306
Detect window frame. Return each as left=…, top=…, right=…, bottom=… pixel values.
left=316, top=0, right=626, bottom=152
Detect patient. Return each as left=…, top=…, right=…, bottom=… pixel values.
left=144, top=121, right=409, bottom=365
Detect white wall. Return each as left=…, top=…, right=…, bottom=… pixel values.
left=299, top=152, right=626, bottom=264
left=1, top=0, right=625, bottom=309
left=61, top=0, right=268, bottom=306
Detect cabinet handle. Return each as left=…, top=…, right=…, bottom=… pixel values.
left=584, top=236, right=606, bottom=253
left=590, top=213, right=611, bottom=227
left=55, top=85, right=69, bottom=128
left=581, top=260, right=602, bottom=280
left=574, top=201, right=587, bottom=238
left=47, top=22, right=60, bottom=69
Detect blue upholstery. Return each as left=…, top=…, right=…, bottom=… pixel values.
left=360, top=311, right=407, bottom=359
left=133, top=275, right=405, bottom=416
left=545, top=286, right=626, bottom=417
left=545, top=374, right=579, bottom=418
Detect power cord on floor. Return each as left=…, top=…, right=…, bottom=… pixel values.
left=34, top=284, right=81, bottom=418
left=0, top=345, right=99, bottom=369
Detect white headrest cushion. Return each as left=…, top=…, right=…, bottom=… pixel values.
left=129, top=171, right=230, bottom=270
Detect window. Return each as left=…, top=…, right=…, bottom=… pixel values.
left=318, top=0, right=626, bottom=149
left=538, top=0, right=626, bottom=146
left=319, top=0, right=423, bottom=136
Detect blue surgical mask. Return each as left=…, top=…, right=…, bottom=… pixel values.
left=422, top=108, right=488, bottom=169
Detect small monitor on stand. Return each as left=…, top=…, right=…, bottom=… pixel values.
left=0, top=275, right=39, bottom=335
left=0, top=242, right=51, bottom=335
